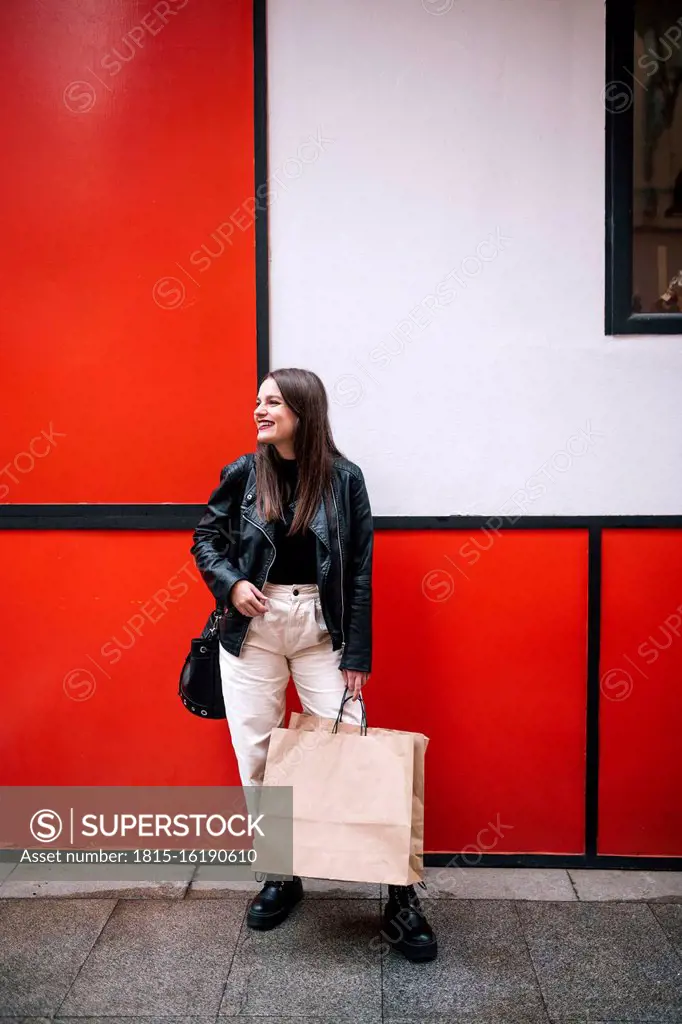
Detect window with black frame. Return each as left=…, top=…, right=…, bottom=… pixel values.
left=607, top=0, right=682, bottom=332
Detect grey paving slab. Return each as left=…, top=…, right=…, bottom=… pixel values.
left=0, top=859, right=194, bottom=899
left=386, top=1018, right=550, bottom=1024
left=218, top=898, right=382, bottom=1020
left=421, top=866, right=576, bottom=901
left=517, top=901, right=682, bottom=1022
left=650, top=902, right=682, bottom=957
left=0, top=862, right=17, bottom=884
left=381, top=900, right=549, bottom=1023
left=0, top=1017, right=53, bottom=1023
left=0, top=898, right=115, bottom=1015
left=53, top=1019, right=215, bottom=1023
left=293, top=876, right=380, bottom=898
left=569, top=869, right=682, bottom=903
left=388, top=1016, right=641, bottom=1022
left=187, top=874, right=262, bottom=898
left=57, top=898, right=248, bottom=1016
left=190, top=868, right=379, bottom=899
left=0, top=877, right=192, bottom=899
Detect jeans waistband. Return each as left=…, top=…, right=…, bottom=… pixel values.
left=262, top=582, right=319, bottom=596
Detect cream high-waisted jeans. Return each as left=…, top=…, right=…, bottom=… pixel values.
left=218, top=582, right=364, bottom=788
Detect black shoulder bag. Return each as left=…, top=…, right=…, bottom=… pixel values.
left=178, top=464, right=249, bottom=719
left=178, top=603, right=226, bottom=719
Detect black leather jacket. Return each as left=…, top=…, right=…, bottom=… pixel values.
left=190, top=453, right=373, bottom=673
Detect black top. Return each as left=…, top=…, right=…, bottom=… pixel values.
left=268, top=458, right=318, bottom=584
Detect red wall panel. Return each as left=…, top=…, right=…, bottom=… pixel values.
left=0, top=531, right=242, bottom=786
left=0, top=0, right=256, bottom=503
left=0, top=528, right=589, bottom=855
left=370, top=530, right=589, bottom=855
left=598, top=529, right=682, bottom=856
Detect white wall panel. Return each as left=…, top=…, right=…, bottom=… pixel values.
left=267, top=0, right=682, bottom=515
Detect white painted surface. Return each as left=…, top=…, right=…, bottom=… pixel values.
left=267, top=0, right=682, bottom=516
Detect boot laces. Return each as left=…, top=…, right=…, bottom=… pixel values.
left=389, top=883, right=421, bottom=909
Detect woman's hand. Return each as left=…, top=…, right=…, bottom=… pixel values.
left=342, top=669, right=369, bottom=701
left=229, top=580, right=268, bottom=617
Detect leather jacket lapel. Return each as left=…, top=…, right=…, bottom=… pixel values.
left=241, top=461, right=332, bottom=551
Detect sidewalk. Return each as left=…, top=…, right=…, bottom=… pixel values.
left=1, top=867, right=681, bottom=1022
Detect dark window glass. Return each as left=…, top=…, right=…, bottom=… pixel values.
left=633, top=1, right=682, bottom=314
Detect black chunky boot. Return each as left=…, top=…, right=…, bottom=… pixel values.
left=246, top=875, right=304, bottom=930
left=381, top=881, right=438, bottom=962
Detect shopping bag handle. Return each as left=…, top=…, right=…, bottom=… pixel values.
left=332, top=686, right=368, bottom=735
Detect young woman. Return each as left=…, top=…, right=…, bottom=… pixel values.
left=190, top=367, right=437, bottom=963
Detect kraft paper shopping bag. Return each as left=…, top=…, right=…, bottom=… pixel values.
left=254, top=705, right=428, bottom=886
left=289, top=710, right=428, bottom=882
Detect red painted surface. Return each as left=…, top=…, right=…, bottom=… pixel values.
left=0, top=0, right=256, bottom=503
left=0, top=530, right=233, bottom=786
left=0, top=528, right=589, bottom=855
left=371, top=529, right=589, bottom=856
left=598, top=530, right=682, bottom=857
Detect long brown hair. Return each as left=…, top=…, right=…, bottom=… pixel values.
left=255, top=368, right=345, bottom=534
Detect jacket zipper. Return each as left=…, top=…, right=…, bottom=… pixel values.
left=331, top=483, right=346, bottom=655
left=238, top=493, right=345, bottom=658
left=237, top=513, right=276, bottom=656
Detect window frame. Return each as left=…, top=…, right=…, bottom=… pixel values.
left=606, top=0, right=682, bottom=334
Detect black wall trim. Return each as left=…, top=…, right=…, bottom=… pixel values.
left=605, top=0, right=682, bottom=334
left=425, top=854, right=682, bottom=870
left=1, top=509, right=681, bottom=530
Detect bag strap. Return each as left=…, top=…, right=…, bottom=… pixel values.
left=332, top=686, right=367, bottom=735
